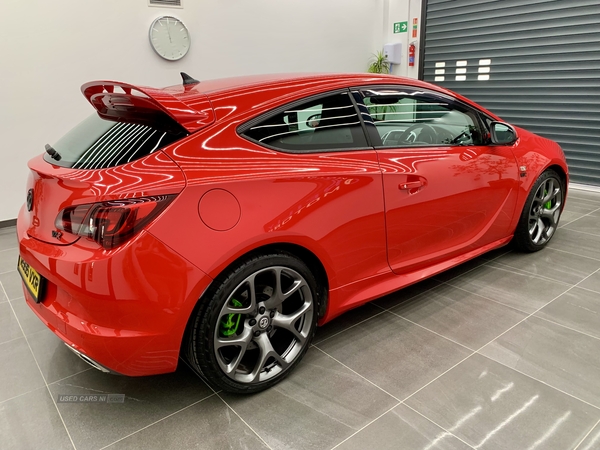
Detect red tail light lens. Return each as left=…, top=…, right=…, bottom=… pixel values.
left=56, top=195, right=176, bottom=249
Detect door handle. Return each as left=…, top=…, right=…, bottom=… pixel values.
left=399, top=181, right=424, bottom=190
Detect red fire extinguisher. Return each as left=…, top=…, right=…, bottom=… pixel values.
left=408, top=43, right=416, bottom=67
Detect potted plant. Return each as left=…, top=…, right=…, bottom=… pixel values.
left=367, top=50, right=390, bottom=74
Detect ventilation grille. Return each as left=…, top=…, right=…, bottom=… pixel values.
left=148, top=0, right=182, bottom=8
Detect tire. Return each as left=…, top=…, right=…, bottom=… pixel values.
left=512, top=169, right=564, bottom=252
left=186, top=252, right=319, bottom=394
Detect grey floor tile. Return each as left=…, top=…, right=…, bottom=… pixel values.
left=579, top=271, right=600, bottom=294
left=0, top=387, right=73, bottom=450
left=406, top=353, right=600, bottom=450
left=562, top=198, right=600, bottom=214
left=27, top=328, right=91, bottom=384
left=373, top=277, right=441, bottom=310
left=576, top=422, right=600, bottom=450
left=0, top=228, right=17, bottom=252
left=0, top=285, right=7, bottom=304
left=480, top=316, right=600, bottom=408
left=535, top=287, right=600, bottom=340
left=10, top=297, right=46, bottom=336
left=559, top=197, right=600, bottom=227
left=316, top=311, right=471, bottom=400
left=490, top=248, right=600, bottom=286
left=391, top=284, right=527, bottom=350
left=104, top=395, right=268, bottom=450
left=0, top=248, right=19, bottom=274
left=221, top=348, right=399, bottom=450
left=0, top=338, right=46, bottom=403
left=564, top=215, right=600, bottom=237
left=313, top=302, right=383, bottom=344
left=560, top=209, right=590, bottom=227
left=48, top=363, right=213, bottom=450
left=445, top=264, right=570, bottom=313
left=0, top=302, right=23, bottom=344
left=568, top=189, right=600, bottom=205
left=0, top=270, right=24, bottom=300
left=336, top=404, right=471, bottom=450
left=547, top=228, right=600, bottom=261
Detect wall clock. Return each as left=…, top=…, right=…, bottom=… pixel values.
left=149, top=16, right=190, bottom=61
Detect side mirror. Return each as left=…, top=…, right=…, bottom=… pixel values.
left=490, top=121, right=518, bottom=145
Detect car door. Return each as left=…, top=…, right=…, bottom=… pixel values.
left=353, top=87, right=520, bottom=275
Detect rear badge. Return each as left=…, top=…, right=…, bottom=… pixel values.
left=26, top=189, right=34, bottom=212
left=52, top=230, right=63, bottom=240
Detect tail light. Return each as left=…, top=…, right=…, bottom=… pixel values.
left=55, top=195, right=176, bottom=249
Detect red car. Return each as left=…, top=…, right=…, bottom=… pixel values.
left=17, top=73, right=567, bottom=393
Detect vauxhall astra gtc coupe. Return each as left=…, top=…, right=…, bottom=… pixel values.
left=17, top=72, right=568, bottom=393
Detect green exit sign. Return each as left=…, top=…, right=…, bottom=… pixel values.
left=394, top=21, right=408, bottom=33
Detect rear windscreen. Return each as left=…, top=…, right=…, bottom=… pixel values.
left=45, top=114, right=187, bottom=169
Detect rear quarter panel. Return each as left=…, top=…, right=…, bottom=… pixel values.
left=153, top=126, right=388, bottom=292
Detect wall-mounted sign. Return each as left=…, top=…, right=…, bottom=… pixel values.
left=412, top=18, right=418, bottom=38
left=393, top=21, right=408, bottom=33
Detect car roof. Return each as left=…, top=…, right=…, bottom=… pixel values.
left=82, top=73, right=500, bottom=133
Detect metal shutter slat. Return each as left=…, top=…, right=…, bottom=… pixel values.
left=423, top=0, right=600, bottom=185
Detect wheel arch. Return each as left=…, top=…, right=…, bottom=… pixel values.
left=179, top=241, right=330, bottom=359
left=546, top=163, right=568, bottom=206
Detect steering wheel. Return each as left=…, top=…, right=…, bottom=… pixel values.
left=397, top=123, right=437, bottom=144
left=306, top=114, right=321, bottom=129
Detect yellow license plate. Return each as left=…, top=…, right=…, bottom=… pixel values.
left=17, top=256, right=45, bottom=303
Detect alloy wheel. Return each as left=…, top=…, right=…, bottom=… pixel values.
left=528, top=177, right=562, bottom=245
left=213, top=266, right=314, bottom=384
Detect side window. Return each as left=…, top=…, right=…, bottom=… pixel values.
left=242, top=92, right=368, bottom=152
left=360, top=90, right=484, bottom=147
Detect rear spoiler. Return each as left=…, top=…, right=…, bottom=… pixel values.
left=81, top=80, right=215, bottom=133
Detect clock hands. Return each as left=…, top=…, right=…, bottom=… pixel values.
left=166, top=17, right=172, bottom=44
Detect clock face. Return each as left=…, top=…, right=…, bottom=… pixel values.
left=149, top=16, right=190, bottom=61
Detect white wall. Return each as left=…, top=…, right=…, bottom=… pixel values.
left=0, top=0, right=420, bottom=222
left=384, top=0, right=423, bottom=79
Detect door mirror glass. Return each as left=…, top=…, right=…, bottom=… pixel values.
left=490, top=122, right=518, bottom=145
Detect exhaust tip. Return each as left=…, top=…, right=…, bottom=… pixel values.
left=64, top=344, right=112, bottom=373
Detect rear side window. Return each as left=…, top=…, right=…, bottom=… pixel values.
left=45, top=114, right=187, bottom=169
left=241, top=92, right=368, bottom=152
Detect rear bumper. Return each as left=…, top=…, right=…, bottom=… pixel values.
left=17, top=206, right=212, bottom=376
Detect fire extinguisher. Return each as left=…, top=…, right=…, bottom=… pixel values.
left=408, top=43, right=416, bottom=67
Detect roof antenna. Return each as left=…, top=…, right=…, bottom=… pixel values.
left=181, top=72, right=200, bottom=86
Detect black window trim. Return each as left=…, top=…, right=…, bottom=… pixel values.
left=350, top=84, right=489, bottom=149
left=237, top=88, right=374, bottom=154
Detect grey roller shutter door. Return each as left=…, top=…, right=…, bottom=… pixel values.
left=422, top=0, right=600, bottom=186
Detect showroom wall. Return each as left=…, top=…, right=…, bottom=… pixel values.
left=0, top=0, right=421, bottom=223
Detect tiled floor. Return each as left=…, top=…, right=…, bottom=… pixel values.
left=2, top=188, right=600, bottom=450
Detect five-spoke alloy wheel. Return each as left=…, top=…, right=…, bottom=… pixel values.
left=513, top=169, right=564, bottom=252
left=186, top=252, right=319, bottom=394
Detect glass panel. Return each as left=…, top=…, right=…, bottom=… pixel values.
left=362, top=92, right=484, bottom=147
left=46, top=114, right=185, bottom=169
left=243, top=92, right=368, bottom=152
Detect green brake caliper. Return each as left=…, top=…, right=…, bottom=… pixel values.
left=544, top=190, right=552, bottom=209
left=220, top=299, right=243, bottom=337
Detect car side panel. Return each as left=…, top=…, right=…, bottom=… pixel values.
left=154, top=128, right=388, bottom=294
left=379, top=144, right=519, bottom=274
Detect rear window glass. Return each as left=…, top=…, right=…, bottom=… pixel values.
left=45, top=114, right=187, bottom=169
